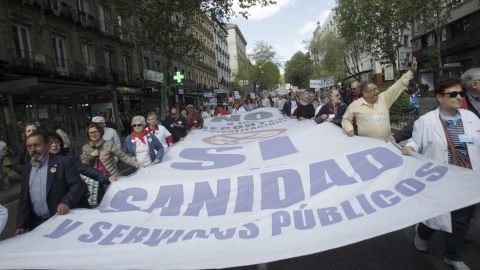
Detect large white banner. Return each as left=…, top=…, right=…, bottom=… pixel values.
left=1, top=108, right=479, bottom=269
left=310, top=76, right=334, bottom=88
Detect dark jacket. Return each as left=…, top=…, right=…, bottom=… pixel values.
left=345, top=91, right=363, bottom=106
left=17, top=154, right=90, bottom=231
left=314, top=102, right=347, bottom=127
left=13, top=144, right=31, bottom=175
left=392, top=106, right=438, bottom=143
left=282, top=99, right=300, bottom=116
left=293, top=103, right=315, bottom=119
left=66, top=154, right=110, bottom=184
left=162, top=115, right=190, bottom=142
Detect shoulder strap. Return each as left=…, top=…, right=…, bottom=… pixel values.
left=438, top=115, right=458, bottom=166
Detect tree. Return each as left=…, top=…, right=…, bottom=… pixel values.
left=284, top=51, right=313, bottom=89
left=110, top=0, right=276, bottom=117
left=336, top=0, right=414, bottom=78
left=413, top=0, right=463, bottom=68
left=233, top=41, right=281, bottom=95
left=309, top=31, right=360, bottom=82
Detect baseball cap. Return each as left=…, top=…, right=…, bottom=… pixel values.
left=92, top=116, right=105, bottom=123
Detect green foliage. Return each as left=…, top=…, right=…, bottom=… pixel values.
left=233, top=41, right=281, bottom=92
left=378, top=87, right=410, bottom=113
left=284, top=51, right=313, bottom=89
left=309, top=31, right=352, bottom=82
left=336, top=0, right=415, bottom=77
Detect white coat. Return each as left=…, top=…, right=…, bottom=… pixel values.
left=406, top=108, right=480, bottom=232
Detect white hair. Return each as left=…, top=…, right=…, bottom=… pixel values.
left=131, top=115, right=146, bottom=126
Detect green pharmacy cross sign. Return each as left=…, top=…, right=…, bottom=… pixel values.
left=173, top=72, right=184, bottom=83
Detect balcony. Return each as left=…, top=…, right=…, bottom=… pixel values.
left=8, top=49, right=140, bottom=87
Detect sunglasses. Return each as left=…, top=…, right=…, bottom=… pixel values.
left=132, top=124, right=143, bottom=127
left=172, top=113, right=178, bottom=115
left=444, top=91, right=465, bottom=98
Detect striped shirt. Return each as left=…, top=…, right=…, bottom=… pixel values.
left=441, top=112, right=469, bottom=164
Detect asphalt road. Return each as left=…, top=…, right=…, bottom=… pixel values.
left=1, top=199, right=479, bottom=270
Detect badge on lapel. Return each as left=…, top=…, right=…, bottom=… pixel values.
left=131, top=139, right=136, bottom=143
left=50, top=167, right=57, bottom=173
left=148, top=138, right=152, bottom=142
left=104, top=154, right=110, bottom=160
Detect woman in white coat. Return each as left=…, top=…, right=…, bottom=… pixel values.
left=403, top=78, right=480, bottom=270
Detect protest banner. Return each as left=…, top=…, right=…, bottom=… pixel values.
left=310, top=76, right=334, bottom=88
left=0, top=108, right=479, bottom=269
left=234, top=91, right=240, bottom=99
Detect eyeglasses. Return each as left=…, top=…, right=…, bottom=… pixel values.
left=172, top=113, right=178, bottom=115
left=132, top=124, right=143, bottom=127
left=50, top=140, right=61, bottom=145
left=443, top=91, right=466, bottom=98
left=364, top=88, right=379, bottom=93
left=89, top=131, right=99, bottom=135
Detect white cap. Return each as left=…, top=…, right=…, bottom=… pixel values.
left=92, top=116, right=105, bottom=123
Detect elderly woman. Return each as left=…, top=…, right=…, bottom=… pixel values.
left=315, top=92, right=330, bottom=115
left=49, top=132, right=115, bottom=203
left=82, top=123, right=143, bottom=178
left=124, top=116, right=164, bottom=171
left=292, top=93, right=315, bottom=120
left=145, top=111, right=173, bottom=150
left=13, top=123, right=37, bottom=175
left=403, top=78, right=480, bottom=270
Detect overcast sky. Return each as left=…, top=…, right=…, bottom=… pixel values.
left=230, top=0, right=336, bottom=73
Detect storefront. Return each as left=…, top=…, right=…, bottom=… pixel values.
left=0, top=78, right=118, bottom=155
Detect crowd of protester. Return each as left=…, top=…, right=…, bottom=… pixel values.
left=3, top=56, right=480, bottom=270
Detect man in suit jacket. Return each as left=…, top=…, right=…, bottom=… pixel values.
left=16, top=132, right=89, bottom=234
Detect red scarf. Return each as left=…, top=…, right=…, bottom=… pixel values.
left=146, top=125, right=159, bottom=134
left=131, top=130, right=149, bottom=144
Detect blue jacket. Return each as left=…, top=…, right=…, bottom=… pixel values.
left=243, top=103, right=257, bottom=111
left=282, top=99, right=300, bottom=116
left=124, top=133, right=164, bottom=166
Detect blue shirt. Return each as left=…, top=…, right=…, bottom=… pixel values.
left=29, top=153, right=50, bottom=218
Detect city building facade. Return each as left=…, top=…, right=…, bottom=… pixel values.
left=411, top=1, right=480, bottom=93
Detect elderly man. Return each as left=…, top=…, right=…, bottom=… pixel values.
left=259, top=93, right=271, bottom=108
left=92, top=116, right=121, bottom=149
left=461, top=68, right=480, bottom=118
left=186, top=104, right=204, bottom=129
left=345, top=81, right=362, bottom=106
left=16, top=132, right=89, bottom=234
left=162, top=107, right=190, bottom=142
left=342, top=57, right=418, bottom=139
left=309, top=92, right=320, bottom=109
left=315, top=88, right=347, bottom=127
